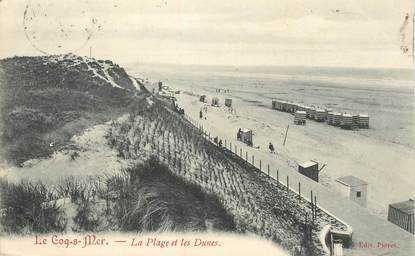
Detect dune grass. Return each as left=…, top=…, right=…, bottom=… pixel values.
left=0, top=56, right=139, bottom=166
left=0, top=158, right=234, bottom=234
left=0, top=179, right=66, bottom=234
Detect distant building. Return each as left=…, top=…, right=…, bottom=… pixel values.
left=335, top=176, right=368, bottom=207
left=387, top=199, right=414, bottom=234
left=298, top=161, right=319, bottom=182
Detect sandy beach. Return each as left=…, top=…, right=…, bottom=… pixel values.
left=131, top=64, right=414, bottom=220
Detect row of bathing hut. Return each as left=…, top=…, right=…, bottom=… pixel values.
left=272, top=100, right=369, bottom=129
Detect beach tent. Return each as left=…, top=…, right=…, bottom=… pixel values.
left=240, top=129, right=253, bottom=146
left=211, top=97, right=220, bottom=107
left=388, top=199, right=414, bottom=234
left=225, top=98, right=232, bottom=107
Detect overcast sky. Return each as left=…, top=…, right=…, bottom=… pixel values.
left=0, top=0, right=413, bottom=68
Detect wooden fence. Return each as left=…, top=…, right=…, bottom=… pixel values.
left=183, top=112, right=353, bottom=254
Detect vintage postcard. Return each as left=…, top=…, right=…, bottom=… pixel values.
left=0, top=1, right=414, bottom=256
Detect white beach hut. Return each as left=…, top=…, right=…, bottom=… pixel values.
left=335, top=176, right=368, bottom=207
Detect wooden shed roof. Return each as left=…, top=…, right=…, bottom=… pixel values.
left=336, top=175, right=368, bottom=187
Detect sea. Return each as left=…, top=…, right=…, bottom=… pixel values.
left=126, top=64, right=414, bottom=148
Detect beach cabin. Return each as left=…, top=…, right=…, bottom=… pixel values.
left=240, top=129, right=253, bottom=146
left=327, top=112, right=334, bottom=125
left=211, top=97, right=220, bottom=107
left=294, top=111, right=307, bottom=125
left=296, top=104, right=306, bottom=112
left=308, top=107, right=316, bottom=120
left=352, top=114, right=359, bottom=125
left=387, top=199, right=414, bottom=234
left=314, top=109, right=327, bottom=122
left=279, top=101, right=287, bottom=112
left=298, top=161, right=319, bottom=182
left=340, top=114, right=353, bottom=129
left=225, top=98, right=233, bottom=107
left=335, top=176, right=368, bottom=207
left=358, top=114, right=369, bottom=128
left=286, top=102, right=296, bottom=113
left=199, top=95, right=206, bottom=103
left=277, top=101, right=285, bottom=111
left=272, top=100, right=277, bottom=109
left=332, top=112, right=342, bottom=126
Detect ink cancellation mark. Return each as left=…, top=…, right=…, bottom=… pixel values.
left=22, top=0, right=102, bottom=55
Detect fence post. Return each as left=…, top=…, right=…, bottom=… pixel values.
left=287, top=176, right=289, bottom=192
left=225, top=139, right=227, bottom=148
left=240, top=148, right=242, bottom=157
left=230, top=142, right=232, bottom=152
left=314, top=196, right=317, bottom=220
left=298, top=182, right=301, bottom=201
left=267, top=164, right=270, bottom=177
left=310, top=190, right=314, bottom=212
left=252, top=155, right=255, bottom=166
left=260, top=160, right=262, bottom=171
left=235, top=145, right=237, bottom=154
left=277, top=170, right=279, bottom=186
left=246, top=152, right=248, bottom=161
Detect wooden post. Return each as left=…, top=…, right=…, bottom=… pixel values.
left=230, top=142, right=232, bottom=151
left=310, top=190, right=314, bottom=212
left=252, top=155, right=255, bottom=165
left=260, top=160, right=262, bottom=171
left=267, top=164, right=270, bottom=177
left=246, top=152, right=248, bottom=161
left=298, top=182, right=301, bottom=201
left=287, top=176, right=289, bottom=192
left=235, top=145, right=237, bottom=153
left=314, top=196, right=317, bottom=220
left=283, top=124, right=289, bottom=146
left=225, top=139, right=227, bottom=148
left=277, top=170, right=279, bottom=186
left=240, top=148, right=242, bottom=157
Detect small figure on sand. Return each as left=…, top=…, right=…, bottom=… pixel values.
left=199, top=109, right=203, bottom=119
left=268, top=142, right=275, bottom=154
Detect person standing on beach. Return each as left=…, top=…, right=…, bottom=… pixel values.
left=200, top=109, right=203, bottom=119
left=269, top=142, right=275, bottom=154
